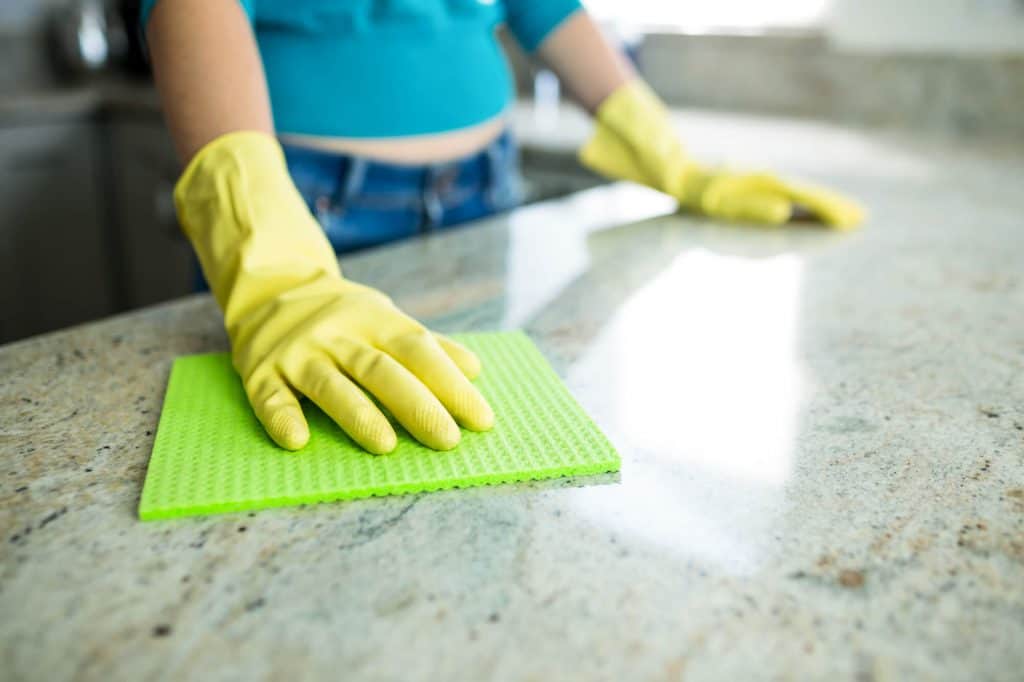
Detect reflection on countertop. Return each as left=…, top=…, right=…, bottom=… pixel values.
left=1, top=108, right=1023, bottom=680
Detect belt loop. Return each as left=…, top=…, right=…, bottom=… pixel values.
left=487, top=134, right=502, bottom=185
left=421, top=164, right=443, bottom=232
left=485, top=131, right=518, bottom=209
left=339, top=156, right=367, bottom=209
left=310, top=151, right=367, bottom=238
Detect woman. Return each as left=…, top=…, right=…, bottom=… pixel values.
left=144, top=0, right=862, bottom=455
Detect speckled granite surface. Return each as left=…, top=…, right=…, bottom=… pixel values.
left=1, top=113, right=1022, bottom=681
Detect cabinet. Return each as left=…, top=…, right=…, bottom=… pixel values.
left=0, top=123, right=116, bottom=343
left=0, top=104, right=604, bottom=344
left=110, top=120, right=194, bottom=308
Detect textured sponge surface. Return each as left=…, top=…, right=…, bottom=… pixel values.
left=139, top=331, right=620, bottom=520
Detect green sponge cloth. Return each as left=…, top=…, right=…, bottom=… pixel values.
left=139, top=331, right=619, bottom=520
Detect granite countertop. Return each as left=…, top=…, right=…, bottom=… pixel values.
left=1, top=111, right=1023, bottom=681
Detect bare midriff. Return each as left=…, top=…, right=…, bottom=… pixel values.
left=278, top=113, right=506, bottom=165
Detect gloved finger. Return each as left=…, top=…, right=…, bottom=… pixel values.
left=433, top=333, right=481, bottom=379
left=701, top=176, right=791, bottom=225
left=291, top=355, right=397, bottom=455
left=331, top=339, right=461, bottom=451
left=784, top=182, right=865, bottom=229
left=382, top=330, right=495, bottom=432
left=243, top=370, right=309, bottom=451
left=715, top=190, right=792, bottom=225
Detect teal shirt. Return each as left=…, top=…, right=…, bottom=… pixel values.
left=142, top=0, right=581, bottom=137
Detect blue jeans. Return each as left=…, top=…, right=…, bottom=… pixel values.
left=284, top=129, right=523, bottom=254
left=193, top=130, right=523, bottom=290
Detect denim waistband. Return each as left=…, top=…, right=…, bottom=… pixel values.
left=281, top=129, right=522, bottom=249
left=282, top=130, right=520, bottom=214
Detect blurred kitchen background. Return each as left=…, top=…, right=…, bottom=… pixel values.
left=1, top=0, right=1022, bottom=344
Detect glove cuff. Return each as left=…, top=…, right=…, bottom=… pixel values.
left=174, top=131, right=343, bottom=327
left=584, top=80, right=699, bottom=197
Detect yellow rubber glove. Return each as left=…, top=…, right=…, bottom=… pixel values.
left=174, top=131, right=494, bottom=453
left=579, top=80, right=865, bottom=229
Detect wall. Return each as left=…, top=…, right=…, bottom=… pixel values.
left=827, top=0, right=1024, bottom=54
left=0, top=0, right=71, bottom=91
left=0, top=0, right=66, bottom=32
